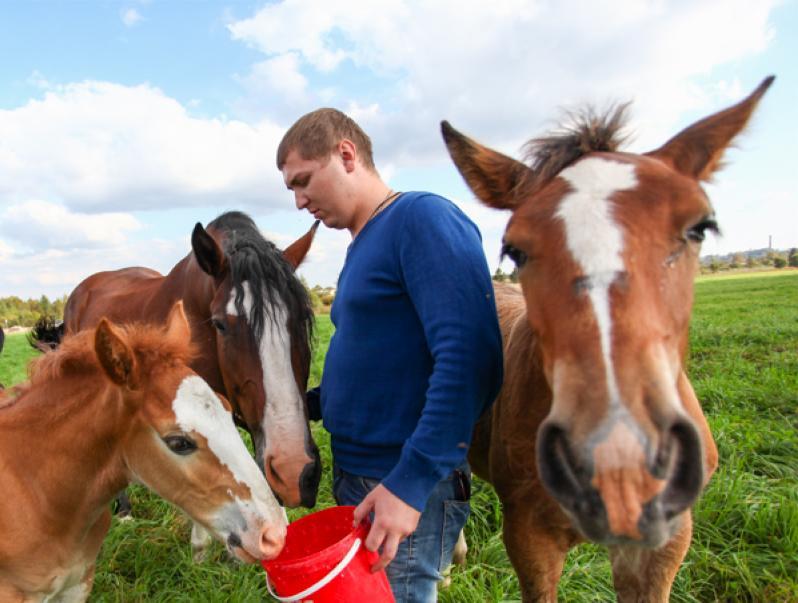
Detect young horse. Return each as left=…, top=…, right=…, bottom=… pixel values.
left=442, top=77, right=774, bottom=601
left=62, top=211, right=321, bottom=513
left=0, top=304, right=286, bottom=602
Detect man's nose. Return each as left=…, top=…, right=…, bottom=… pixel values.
left=295, top=192, right=309, bottom=210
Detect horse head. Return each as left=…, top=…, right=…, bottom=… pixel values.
left=443, top=77, right=773, bottom=547
left=94, top=302, right=287, bottom=561
left=190, top=212, right=321, bottom=509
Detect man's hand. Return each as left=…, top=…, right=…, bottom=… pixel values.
left=353, top=484, right=421, bottom=573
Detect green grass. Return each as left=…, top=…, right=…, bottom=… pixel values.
left=2, top=273, right=796, bottom=601
left=0, top=330, right=39, bottom=387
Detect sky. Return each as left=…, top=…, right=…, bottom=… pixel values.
left=0, top=0, right=795, bottom=299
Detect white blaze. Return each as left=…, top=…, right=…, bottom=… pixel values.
left=227, top=281, right=306, bottom=449
left=171, top=375, right=284, bottom=523
left=556, top=157, right=637, bottom=408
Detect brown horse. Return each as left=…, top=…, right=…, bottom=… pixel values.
left=0, top=304, right=286, bottom=602
left=442, top=77, right=774, bottom=601
left=62, top=211, right=321, bottom=513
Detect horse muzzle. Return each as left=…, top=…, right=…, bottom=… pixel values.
left=536, top=417, right=705, bottom=547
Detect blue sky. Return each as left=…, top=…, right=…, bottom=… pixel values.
left=0, top=0, right=795, bottom=298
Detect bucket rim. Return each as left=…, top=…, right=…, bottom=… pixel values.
left=262, top=505, right=366, bottom=572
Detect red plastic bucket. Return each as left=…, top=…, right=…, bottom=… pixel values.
left=262, top=505, right=395, bottom=602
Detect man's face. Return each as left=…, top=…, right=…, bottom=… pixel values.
left=282, top=149, right=352, bottom=230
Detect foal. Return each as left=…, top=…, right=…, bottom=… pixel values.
left=0, top=304, right=286, bottom=602
left=443, top=77, right=773, bottom=601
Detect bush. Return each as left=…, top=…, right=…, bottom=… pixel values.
left=774, top=257, right=787, bottom=268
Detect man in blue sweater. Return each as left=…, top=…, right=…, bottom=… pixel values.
left=277, top=109, right=502, bottom=602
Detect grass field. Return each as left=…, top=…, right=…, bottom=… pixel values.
left=0, top=271, right=795, bottom=601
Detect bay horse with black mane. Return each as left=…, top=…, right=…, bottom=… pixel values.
left=59, top=211, right=320, bottom=551
left=0, top=304, right=286, bottom=601
left=442, top=77, right=774, bottom=601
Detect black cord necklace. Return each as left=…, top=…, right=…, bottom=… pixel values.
left=366, top=189, right=401, bottom=224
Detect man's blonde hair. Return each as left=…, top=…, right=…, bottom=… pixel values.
left=276, top=108, right=375, bottom=170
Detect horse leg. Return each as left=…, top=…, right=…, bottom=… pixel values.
left=191, top=522, right=214, bottom=562
left=503, top=505, right=567, bottom=602
left=609, top=512, right=693, bottom=603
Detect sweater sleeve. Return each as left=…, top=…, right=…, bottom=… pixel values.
left=380, top=195, right=503, bottom=511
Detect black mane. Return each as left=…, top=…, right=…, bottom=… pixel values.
left=208, top=211, right=314, bottom=366
left=522, top=103, right=631, bottom=191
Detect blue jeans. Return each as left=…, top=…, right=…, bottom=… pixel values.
left=332, top=464, right=471, bottom=603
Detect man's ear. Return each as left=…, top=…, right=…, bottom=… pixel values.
left=338, top=139, right=358, bottom=172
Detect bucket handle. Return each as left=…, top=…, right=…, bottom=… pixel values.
left=265, top=537, right=363, bottom=602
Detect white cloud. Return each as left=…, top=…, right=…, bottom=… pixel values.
left=228, top=0, right=777, bottom=162
left=0, top=201, right=140, bottom=251
left=0, top=237, right=185, bottom=299
left=121, top=8, right=143, bottom=27
left=0, top=238, right=12, bottom=261
left=0, top=81, right=289, bottom=212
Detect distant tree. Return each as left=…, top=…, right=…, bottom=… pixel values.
left=774, top=257, right=787, bottom=268
left=763, top=251, right=777, bottom=266
left=789, top=248, right=798, bottom=268
left=509, top=267, right=520, bottom=283
left=492, top=267, right=507, bottom=282
left=709, top=258, right=721, bottom=273
left=730, top=253, right=746, bottom=269
left=746, top=255, right=758, bottom=269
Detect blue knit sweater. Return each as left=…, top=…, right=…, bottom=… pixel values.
left=317, top=191, right=503, bottom=511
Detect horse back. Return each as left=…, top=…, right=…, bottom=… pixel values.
left=64, top=267, right=165, bottom=333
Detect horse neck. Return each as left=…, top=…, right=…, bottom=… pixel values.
left=0, top=375, right=131, bottom=524
left=161, top=255, right=226, bottom=393
left=498, top=289, right=553, bottom=415
left=163, top=253, right=216, bottom=316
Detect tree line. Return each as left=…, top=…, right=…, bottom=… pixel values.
left=0, top=295, right=67, bottom=328
left=3, top=249, right=792, bottom=327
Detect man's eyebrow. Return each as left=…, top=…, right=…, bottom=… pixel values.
left=286, top=172, right=308, bottom=190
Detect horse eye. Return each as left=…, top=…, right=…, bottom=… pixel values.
left=211, top=317, right=227, bottom=333
left=163, top=435, right=197, bottom=456
left=686, top=218, right=719, bottom=243
left=501, top=242, right=528, bottom=267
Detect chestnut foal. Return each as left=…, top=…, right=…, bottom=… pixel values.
left=442, top=77, right=773, bottom=601
left=0, top=304, right=286, bottom=602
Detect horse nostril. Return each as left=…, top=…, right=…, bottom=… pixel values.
left=265, top=455, right=286, bottom=487
left=259, top=524, right=286, bottom=560
left=659, top=419, right=704, bottom=519
left=536, top=423, right=585, bottom=507
left=227, top=532, right=243, bottom=550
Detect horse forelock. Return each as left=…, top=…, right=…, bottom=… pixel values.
left=520, top=103, right=632, bottom=193
left=209, top=211, right=314, bottom=360
left=29, top=323, right=196, bottom=387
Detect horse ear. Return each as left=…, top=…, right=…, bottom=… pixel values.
left=646, top=76, right=775, bottom=182
left=95, top=318, right=138, bottom=388
left=441, top=121, right=530, bottom=210
left=191, top=222, right=228, bottom=278
left=282, top=220, right=319, bottom=270
left=165, top=301, right=191, bottom=344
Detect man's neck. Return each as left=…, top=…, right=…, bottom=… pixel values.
left=348, top=177, right=394, bottom=239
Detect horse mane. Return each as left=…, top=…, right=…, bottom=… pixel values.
left=207, top=211, right=314, bottom=365
left=28, top=322, right=195, bottom=387
left=521, top=103, right=631, bottom=191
